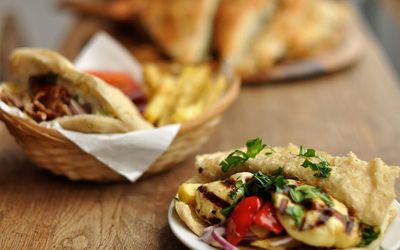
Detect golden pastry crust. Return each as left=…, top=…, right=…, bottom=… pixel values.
left=2, top=48, right=153, bottom=133
left=139, top=0, right=220, bottom=63
left=231, top=0, right=349, bottom=76
left=213, top=0, right=277, bottom=65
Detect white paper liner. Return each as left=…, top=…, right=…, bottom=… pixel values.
left=0, top=32, right=181, bottom=182
left=74, top=31, right=143, bottom=84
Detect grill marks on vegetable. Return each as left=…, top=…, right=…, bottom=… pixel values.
left=198, top=186, right=231, bottom=208
left=280, top=199, right=356, bottom=234
left=222, top=178, right=236, bottom=188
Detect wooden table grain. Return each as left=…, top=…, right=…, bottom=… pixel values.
left=1, top=14, right=400, bottom=250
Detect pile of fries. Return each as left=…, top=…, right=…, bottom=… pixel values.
left=143, top=64, right=228, bottom=126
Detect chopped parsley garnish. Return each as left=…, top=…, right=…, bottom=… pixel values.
left=265, top=145, right=276, bottom=155
left=358, top=224, right=380, bottom=247
left=229, top=180, right=247, bottom=201
left=286, top=205, right=304, bottom=227
left=222, top=169, right=287, bottom=217
left=250, top=168, right=287, bottom=196
left=220, top=203, right=237, bottom=217
left=220, top=138, right=266, bottom=172
left=298, top=146, right=331, bottom=178
left=288, top=185, right=333, bottom=207
left=379, top=246, right=386, bottom=250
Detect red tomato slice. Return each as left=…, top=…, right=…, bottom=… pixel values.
left=226, top=196, right=262, bottom=245
left=87, top=70, right=140, bottom=98
left=254, top=201, right=283, bottom=234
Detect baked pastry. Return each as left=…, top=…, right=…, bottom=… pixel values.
left=213, top=0, right=278, bottom=66
left=0, top=48, right=153, bottom=133
left=139, top=0, right=220, bottom=63
left=235, top=0, right=349, bottom=75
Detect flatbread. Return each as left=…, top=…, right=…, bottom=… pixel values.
left=2, top=48, right=153, bottom=133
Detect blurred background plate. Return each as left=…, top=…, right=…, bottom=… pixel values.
left=242, top=17, right=364, bottom=83
left=59, top=1, right=362, bottom=84
left=59, top=15, right=364, bottom=84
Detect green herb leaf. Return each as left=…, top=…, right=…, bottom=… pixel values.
left=286, top=205, right=304, bottom=227
left=246, top=138, right=266, bottom=158
left=220, top=150, right=249, bottom=172
left=298, top=147, right=332, bottom=178
left=224, top=169, right=288, bottom=216
left=220, top=203, right=236, bottom=217
left=220, top=138, right=266, bottom=172
left=379, top=246, right=386, bottom=250
left=264, top=145, right=276, bottom=156
left=289, top=188, right=304, bottom=203
left=298, top=146, right=316, bottom=157
left=244, top=169, right=288, bottom=199
left=229, top=180, right=247, bottom=201
left=288, top=185, right=333, bottom=207
left=358, top=224, right=380, bottom=247
left=298, top=145, right=306, bottom=156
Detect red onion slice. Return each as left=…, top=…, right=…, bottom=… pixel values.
left=211, top=227, right=239, bottom=250
left=199, top=226, right=215, bottom=243
left=269, top=236, right=294, bottom=247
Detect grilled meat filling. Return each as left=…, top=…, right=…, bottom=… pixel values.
left=1, top=74, right=92, bottom=122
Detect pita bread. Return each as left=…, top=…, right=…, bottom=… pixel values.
left=1, top=48, right=153, bottom=133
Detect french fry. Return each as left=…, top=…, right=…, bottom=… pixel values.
left=202, top=73, right=227, bottom=109
left=157, top=66, right=196, bottom=125
left=176, top=65, right=211, bottom=107
left=143, top=64, right=228, bottom=126
left=143, top=75, right=175, bottom=124
left=143, top=63, right=163, bottom=97
left=169, top=102, right=205, bottom=123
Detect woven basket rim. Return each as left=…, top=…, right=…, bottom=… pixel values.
left=0, top=76, right=240, bottom=139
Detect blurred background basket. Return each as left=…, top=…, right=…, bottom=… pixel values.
left=0, top=76, right=240, bottom=182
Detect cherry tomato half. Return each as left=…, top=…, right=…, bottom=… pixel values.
left=254, top=201, right=283, bottom=234
left=226, top=196, right=262, bottom=245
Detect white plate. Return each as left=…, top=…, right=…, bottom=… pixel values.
left=168, top=200, right=400, bottom=250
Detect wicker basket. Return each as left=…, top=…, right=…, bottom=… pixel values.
left=0, top=78, right=240, bottom=182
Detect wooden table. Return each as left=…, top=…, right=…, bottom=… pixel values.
left=1, top=13, right=400, bottom=250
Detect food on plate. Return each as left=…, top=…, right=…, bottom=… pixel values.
left=0, top=48, right=153, bottom=133
left=142, top=63, right=228, bottom=126
left=61, top=0, right=349, bottom=78
left=174, top=138, right=400, bottom=249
